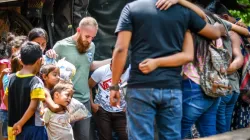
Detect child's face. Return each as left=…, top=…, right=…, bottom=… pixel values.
left=32, top=37, right=47, bottom=53
left=55, top=89, right=73, bottom=107
left=46, top=69, right=60, bottom=87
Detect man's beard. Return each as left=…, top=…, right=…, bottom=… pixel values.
left=76, top=35, right=90, bottom=54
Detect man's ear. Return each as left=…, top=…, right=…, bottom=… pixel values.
left=77, top=27, right=81, bottom=33
left=222, top=14, right=229, bottom=20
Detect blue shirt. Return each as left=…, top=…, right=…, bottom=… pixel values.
left=115, top=0, right=206, bottom=89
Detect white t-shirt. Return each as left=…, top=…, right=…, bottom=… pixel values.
left=44, top=108, right=74, bottom=140
left=91, top=64, right=130, bottom=112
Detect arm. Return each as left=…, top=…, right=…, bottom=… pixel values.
left=231, top=23, right=249, bottom=37
left=227, top=31, right=244, bottom=74
left=3, top=95, right=8, bottom=110
left=13, top=99, right=39, bottom=135
left=110, top=31, right=131, bottom=107
left=156, top=0, right=206, bottom=21
left=88, top=78, right=99, bottom=113
left=198, top=22, right=226, bottom=40
left=221, top=19, right=249, bottom=37
left=90, top=59, right=111, bottom=72
left=139, top=31, right=194, bottom=74
left=53, top=42, right=62, bottom=61
left=178, top=0, right=207, bottom=21
left=111, top=31, right=131, bottom=86
left=44, top=90, right=63, bottom=112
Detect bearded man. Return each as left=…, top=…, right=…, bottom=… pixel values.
left=53, top=17, right=110, bottom=140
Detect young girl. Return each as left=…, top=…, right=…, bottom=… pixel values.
left=40, top=64, right=63, bottom=112
left=44, top=81, right=74, bottom=140
left=28, top=28, right=57, bottom=65
left=0, top=41, right=12, bottom=140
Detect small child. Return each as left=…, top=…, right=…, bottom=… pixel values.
left=3, top=41, right=47, bottom=140
left=44, top=81, right=74, bottom=140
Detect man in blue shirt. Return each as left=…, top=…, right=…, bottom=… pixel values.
left=110, top=0, right=226, bottom=139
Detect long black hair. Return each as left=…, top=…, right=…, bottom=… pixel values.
left=28, top=28, right=48, bottom=42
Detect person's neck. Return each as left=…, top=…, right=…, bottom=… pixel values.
left=45, top=83, right=53, bottom=91
left=72, top=33, right=79, bottom=42
left=18, top=66, right=36, bottom=75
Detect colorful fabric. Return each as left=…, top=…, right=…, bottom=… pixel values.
left=7, top=72, right=45, bottom=132
left=91, top=64, right=130, bottom=112
left=44, top=108, right=74, bottom=140
left=231, top=98, right=250, bottom=130
left=0, top=59, right=10, bottom=110
left=183, top=63, right=200, bottom=85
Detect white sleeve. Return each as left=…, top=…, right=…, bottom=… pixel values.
left=91, top=66, right=104, bottom=83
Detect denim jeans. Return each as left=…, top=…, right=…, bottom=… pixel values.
left=182, top=79, right=221, bottom=138
left=125, top=88, right=182, bottom=140
left=216, top=91, right=239, bottom=133
left=0, top=110, right=7, bottom=138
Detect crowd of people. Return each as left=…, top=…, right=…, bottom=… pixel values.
left=0, top=0, right=250, bottom=140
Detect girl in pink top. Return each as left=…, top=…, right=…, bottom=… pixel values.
left=0, top=41, right=12, bottom=140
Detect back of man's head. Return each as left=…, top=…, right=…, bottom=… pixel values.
left=20, top=41, right=42, bottom=65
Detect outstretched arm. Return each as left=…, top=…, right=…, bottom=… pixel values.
left=156, top=0, right=207, bottom=21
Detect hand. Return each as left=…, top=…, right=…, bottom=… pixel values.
left=1, top=68, right=11, bottom=75
left=12, top=122, right=22, bottom=136
left=156, top=0, right=178, bottom=10
left=45, top=49, right=58, bottom=59
left=91, top=104, right=100, bottom=113
left=236, top=21, right=248, bottom=29
left=214, top=22, right=226, bottom=37
left=139, top=59, right=159, bottom=74
left=110, top=90, right=121, bottom=107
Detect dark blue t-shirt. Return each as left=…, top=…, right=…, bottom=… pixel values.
left=115, top=0, right=206, bottom=89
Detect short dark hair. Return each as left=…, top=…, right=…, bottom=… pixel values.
left=28, top=28, right=48, bottom=42
left=50, top=80, right=73, bottom=99
left=214, top=2, right=232, bottom=16
left=0, top=41, right=12, bottom=59
left=20, top=41, right=43, bottom=65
